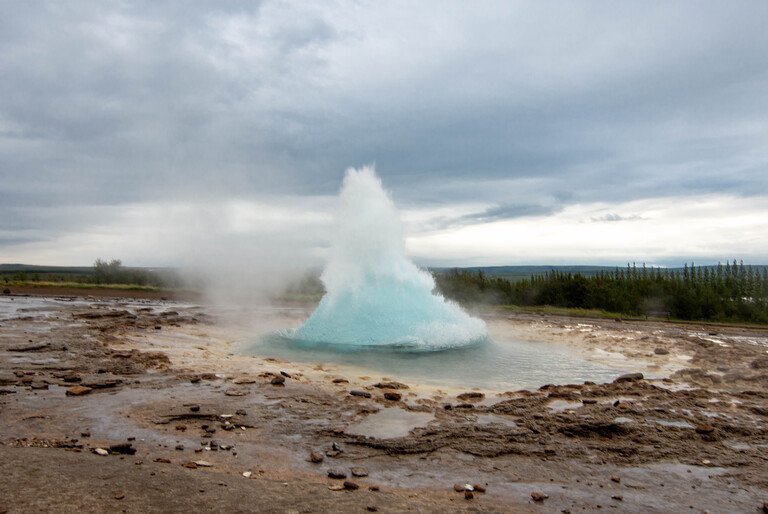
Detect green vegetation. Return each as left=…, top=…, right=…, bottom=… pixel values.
left=435, top=261, right=768, bottom=324
left=1, top=260, right=183, bottom=289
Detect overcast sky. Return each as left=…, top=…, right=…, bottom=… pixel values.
left=1, top=1, right=767, bottom=267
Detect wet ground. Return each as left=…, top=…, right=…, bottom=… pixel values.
left=1, top=290, right=767, bottom=513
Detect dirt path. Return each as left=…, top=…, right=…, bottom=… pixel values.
left=1, top=293, right=766, bottom=513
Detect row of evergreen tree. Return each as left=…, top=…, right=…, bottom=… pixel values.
left=434, top=261, right=768, bottom=323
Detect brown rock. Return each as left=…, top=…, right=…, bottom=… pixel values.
left=270, top=375, right=286, bottom=386
left=383, top=391, right=402, bottom=401
left=30, top=381, right=48, bottom=390
left=654, top=347, right=669, bottom=355
left=464, top=490, right=474, bottom=500
left=224, top=388, right=248, bottom=396
left=373, top=381, right=409, bottom=390
left=610, top=475, right=621, bottom=483
left=473, top=484, right=486, bottom=493
left=350, top=390, right=372, bottom=398
left=531, top=491, right=548, bottom=502
left=614, top=372, right=644, bottom=383
left=453, top=484, right=465, bottom=492
left=351, top=467, right=368, bottom=477
left=309, top=451, right=324, bottom=463
left=328, top=468, right=347, bottom=479
left=456, top=392, right=485, bottom=401
left=232, top=377, right=256, bottom=385
left=66, top=385, right=93, bottom=396
left=332, top=378, right=349, bottom=384
left=343, top=481, right=359, bottom=490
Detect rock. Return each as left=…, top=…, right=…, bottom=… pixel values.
left=366, top=507, right=378, bottom=512
left=343, top=481, right=359, bottom=490
left=351, top=467, right=368, bottom=477
left=224, top=388, right=248, bottom=396
left=189, top=404, right=200, bottom=412
left=66, top=385, right=93, bottom=396
left=62, top=374, right=81, bottom=383
left=232, top=377, right=256, bottom=385
left=611, top=495, right=623, bottom=501
left=762, top=500, right=768, bottom=513
left=695, top=424, right=715, bottom=434
left=332, top=442, right=343, bottom=452
left=531, top=491, right=548, bottom=502
left=456, top=392, right=485, bottom=401
left=30, top=381, right=48, bottom=390
left=236, top=409, right=247, bottom=416
left=94, top=448, right=109, bottom=456
left=582, top=399, right=598, bottom=404
left=654, top=347, right=669, bottom=355
left=81, top=431, right=90, bottom=438
left=242, top=471, right=252, bottom=478
left=350, top=390, right=372, bottom=398
left=751, top=357, right=768, bottom=369
left=372, top=381, right=409, bottom=390
left=114, top=492, right=125, bottom=500
left=383, top=391, right=402, bottom=401
left=270, top=375, right=286, bottom=386
left=610, top=475, right=621, bottom=483
left=328, top=468, right=347, bottom=479
left=153, top=458, right=171, bottom=463
left=473, top=484, right=487, bottom=493
left=108, top=443, right=136, bottom=455
left=182, top=462, right=198, bottom=469
left=194, top=460, right=213, bottom=467
left=614, top=373, right=644, bottom=383
left=369, top=486, right=380, bottom=492
left=175, top=444, right=184, bottom=451
left=8, top=343, right=50, bottom=352
left=309, top=451, right=324, bottom=463
left=328, top=485, right=345, bottom=491
left=280, top=371, right=291, bottom=378
left=332, top=378, right=349, bottom=384
left=464, top=490, right=474, bottom=500
left=455, top=403, right=475, bottom=409
left=453, top=484, right=465, bottom=492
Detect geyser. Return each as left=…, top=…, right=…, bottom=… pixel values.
left=292, top=166, right=487, bottom=350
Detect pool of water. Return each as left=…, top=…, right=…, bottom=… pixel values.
left=246, top=332, right=638, bottom=391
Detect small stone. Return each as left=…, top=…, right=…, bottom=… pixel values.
left=368, top=486, right=380, bottom=492
left=236, top=409, right=247, bottom=416
left=343, top=481, right=359, bottom=490
left=531, top=491, right=548, bottom=502
left=582, top=399, right=598, bottom=404
left=242, top=471, right=252, bottom=478
left=328, top=485, right=345, bottom=491
left=456, top=392, right=485, bottom=401
left=232, top=377, right=256, bottom=385
left=328, top=468, right=347, bottom=479
left=224, top=388, right=248, bottom=396
left=761, top=500, right=768, bottom=513
left=189, top=404, right=200, bottom=412
left=350, top=390, right=372, bottom=398
left=473, top=484, right=486, bottom=493
left=366, top=507, right=378, bottom=512
left=610, top=475, right=621, bottom=483
left=280, top=371, right=291, bottom=378
left=383, top=391, right=402, bottom=401
left=190, top=377, right=201, bottom=383
left=453, top=484, right=465, bottom=492
left=108, top=443, right=136, bottom=455
left=182, top=462, right=198, bottom=469
left=270, top=375, right=286, bottom=386
left=614, top=372, right=644, bottom=383
left=695, top=424, right=715, bottom=434
left=309, top=451, right=324, bottom=463
left=153, top=458, right=171, bottom=463
left=654, top=347, right=669, bottom=355
left=66, top=385, right=93, bottom=396
left=194, top=460, right=213, bottom=467
left=611, top=495, right=623, bottom=501
left=114, top=492, right=125, bottom=500
left=351, top=467, right=368, bottom=477
left=175, top=445, right=184, bottom=451
left=373, top=381, right=409, bottom=390
left=30, top=381, right=48, bottom=390
left=94, top=448, right=108, bottom=456
left=332, top=378, right=349, bottom=384
left=464, top=490, right=474, bottom=500
left=81, top=431, right=91, bottom=438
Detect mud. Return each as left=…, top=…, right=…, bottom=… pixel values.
left=1, top=292, right=767, bottom=513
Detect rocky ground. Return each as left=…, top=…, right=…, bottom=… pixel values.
left=1, top=289, right=767, bottom=513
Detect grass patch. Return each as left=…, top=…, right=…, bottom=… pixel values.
left=496, top=304, right=644, bottom=320
left=5, top=280, right=162, bottom=292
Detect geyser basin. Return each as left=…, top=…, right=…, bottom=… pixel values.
left=289, top=166, right=486, bottom=349
left=253, top=329, right=638, bottom=390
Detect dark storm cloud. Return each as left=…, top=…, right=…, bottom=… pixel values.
left=1, top=1, right=767, bottom=260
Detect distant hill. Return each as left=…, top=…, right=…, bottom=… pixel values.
left=0, top=264, right=93, bottom=275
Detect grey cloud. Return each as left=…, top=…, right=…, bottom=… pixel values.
left=589, top=213, right=643, bottom=223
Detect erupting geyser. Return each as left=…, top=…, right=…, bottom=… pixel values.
left=292, top=166, right=487, bottom=350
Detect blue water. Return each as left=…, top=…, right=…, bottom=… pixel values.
left=249, top=332, right=629, bottom=390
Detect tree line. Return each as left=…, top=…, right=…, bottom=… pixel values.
left=434, top=261, right=768, bottom=324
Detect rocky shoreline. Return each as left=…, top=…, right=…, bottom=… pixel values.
left=1, top=292, right=767, bottom=513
